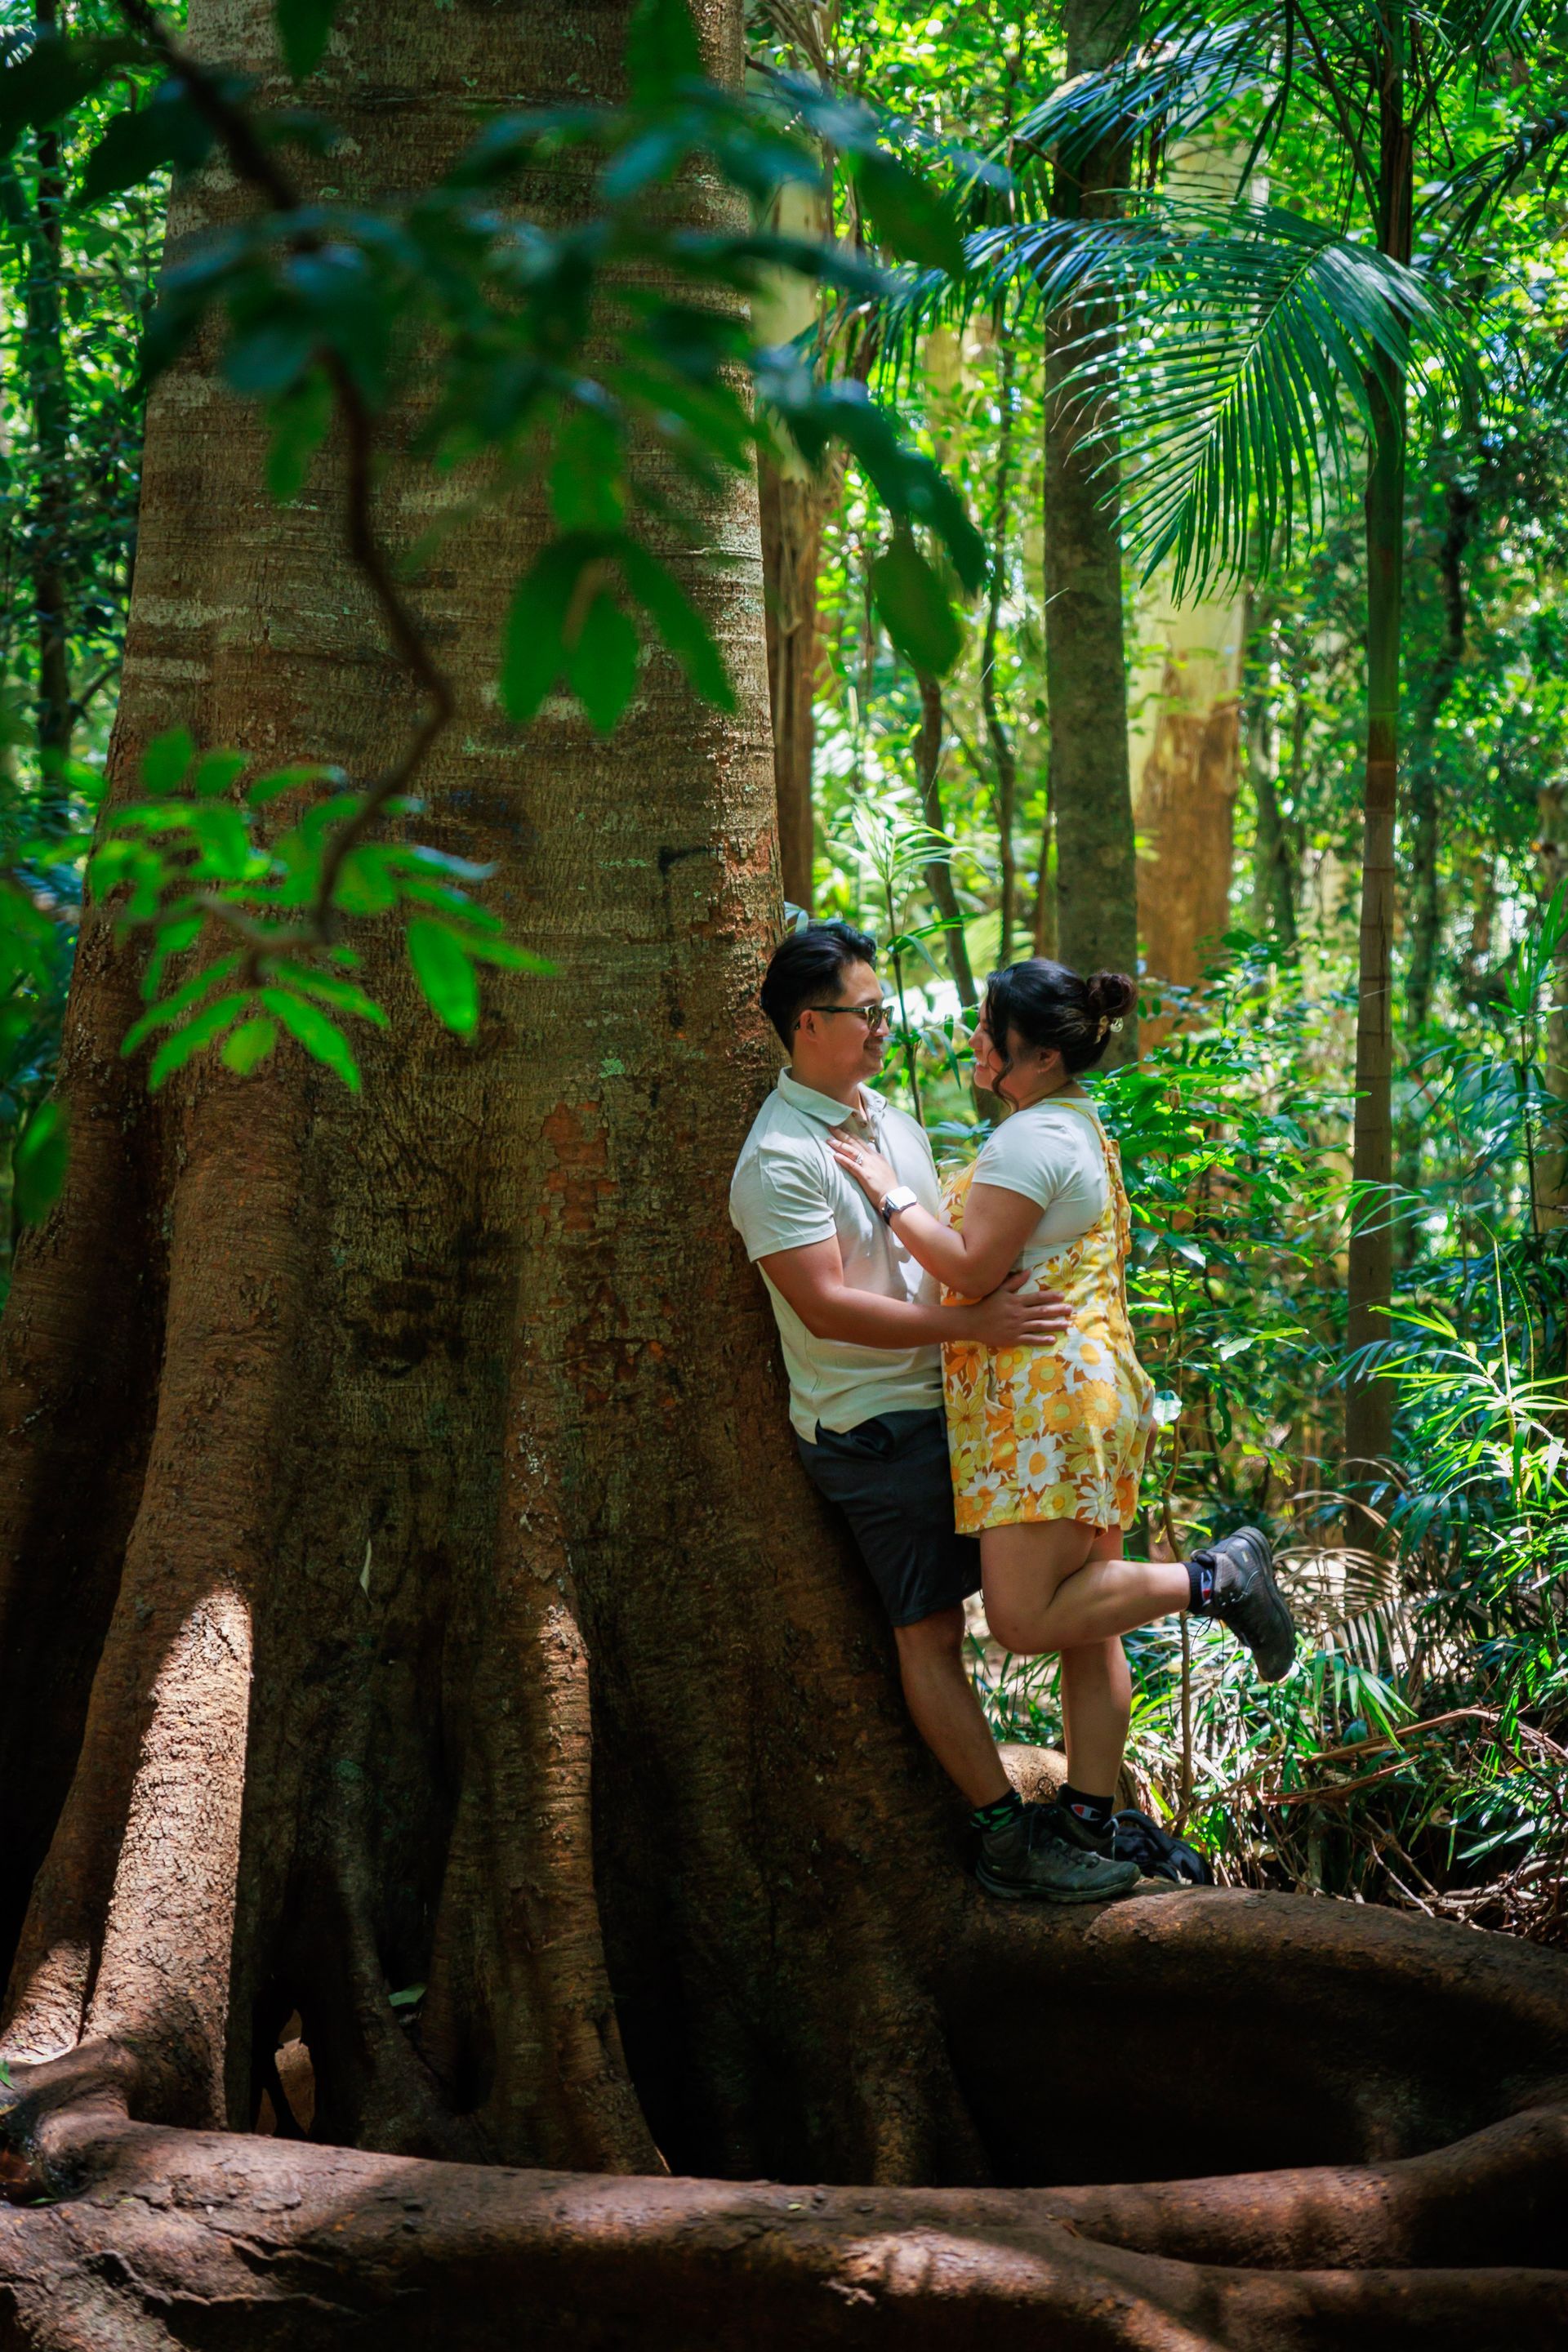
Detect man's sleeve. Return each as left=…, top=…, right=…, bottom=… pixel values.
left=729, top=1145, right=836, bottom=1263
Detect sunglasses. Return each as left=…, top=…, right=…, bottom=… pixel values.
left=804, top=1000, right=898, bottom=1031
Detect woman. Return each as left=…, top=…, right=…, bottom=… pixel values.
left=831, top=957, right=1296, bottom=1882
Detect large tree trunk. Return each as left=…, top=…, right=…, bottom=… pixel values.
left=1539, top=780, right=1568, bottom=1232
left=1, top=1, right=1566, bottom=2342
left=1042, top=0, right=1138, bottom=1056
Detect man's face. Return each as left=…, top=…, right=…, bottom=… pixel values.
left=792, top=960, right=893, bottom=1089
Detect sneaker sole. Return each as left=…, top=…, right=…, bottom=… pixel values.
left=973, top=1860, right=1141, bottom=1904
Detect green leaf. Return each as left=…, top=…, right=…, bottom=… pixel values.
left=258, top=985, right=362, bottom=1089
left=12, top=1100, right=69, bottom=1227
left=0, top=33, right=133, bottom=154
left=625, top=0, right=702, bottom=105
left=268, top=960, right=389, bottom=1025
left=148, top=994, right=247, bottom=1089
left=870, top=533, right=963, bottom=676
left=274, top=0, right=342, bottom=80
left=331, top=847, right=399, bottom=915
left=617, top=541, right=734, bottom=710
left=140, top=724, right=196, bottom=795
left=265, top=368, right=333, bottom=503
left=406, top=917, right=479, bottom=1036
left=247, top=760, right=341, bottom=807
left=500, top=538, right=604, bottom=725
left=567, top=594, right=639, bottom=736
left=193, top=748, right=248, bottom=799
left=78, top=84, right=216, bottom=203
left=220, top=1015, right=279, bottom=1073
left=190, top=804, right=255, bottom=879
left=853, top=149, right=964, bottom=274
left=124, top=951, right=244, bottom=1051
left=550, top=408, right=626, bottom=532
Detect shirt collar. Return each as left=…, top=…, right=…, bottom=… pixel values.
left=777, top=1068, right=882, bottom=1130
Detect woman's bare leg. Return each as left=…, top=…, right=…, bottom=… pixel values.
left=1059, top=1633, right=1132, bottom=1798
left=981, top=1517, right=1187, bottom=1656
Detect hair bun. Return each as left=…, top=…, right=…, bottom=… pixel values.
left=1084, top=970, right=1138, bottom=1023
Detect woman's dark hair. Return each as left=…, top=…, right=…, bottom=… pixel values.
left=982, top=959, right=1137, bottom=1086
left=760, top=919, right=879, bottom=1048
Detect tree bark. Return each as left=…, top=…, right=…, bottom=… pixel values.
left=1043, top=0, right=1138, bottom=1056
left=982, top=337, right=1019, bottom=968
left=758, top=458, right=825, bottom=912
left=22, top=0, right=74, bottom=770
left=1539, top=781, right=1568, bottom=1231
left=1244, top=599, right=1299, bottom=950
left=916, top=675, right=978, bottom=1009
left=1, top=1, right=1566, bottom=2341
left=1343, top=22, right=1414, bottom=1494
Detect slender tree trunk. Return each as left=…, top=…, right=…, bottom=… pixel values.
left=1043, top=0, right=1138, bottom=1054
left=759, top=460, right=826, bottom=911
left=1343, top=28, right=1414, bottom=1494
left=1, top=1, right=1566, bottom=2339
left=1402, top=477, right=1475, bottom=1038
left=1539, top=781, right=1568, bottom=1230
left=23, top=0, right=73, bottom=771
left=981, top=341, right=1018, bottom=969
left=1245, top=599, right=1299, bottom=949
left=1396, top=474, right=1475, bottom=1258
left=916, top=674, right=978, bottom=1008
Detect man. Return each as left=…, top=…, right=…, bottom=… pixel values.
left=730, top=920, right=1138, bottom=1901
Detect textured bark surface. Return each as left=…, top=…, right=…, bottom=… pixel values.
left=2, top=2, right=1567, bottom=2345
left=1042, top=0, right=1138, bottom=1054
left=759, top=458, right=826, bottom=911
left=1134, top=657, right=1240, bottom=1009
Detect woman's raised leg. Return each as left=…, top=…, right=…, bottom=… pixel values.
left=981, top=1518, right=1187, bottom=1658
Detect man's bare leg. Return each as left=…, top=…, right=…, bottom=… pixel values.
left=893, top=1606, right=1010, bottom=1807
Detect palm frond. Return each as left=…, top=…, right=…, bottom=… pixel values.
left=1009, top=15, right=1276, bottom=176
left=872, top=196, right=1453, bottom=596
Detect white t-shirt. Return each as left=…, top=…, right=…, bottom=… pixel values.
left=729, top=1069, right=945, bottom=1441
left=971, top=1094, right=1108, bottom=1267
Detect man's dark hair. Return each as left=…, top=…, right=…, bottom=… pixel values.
left=760, top=920, right=878, bottom=1049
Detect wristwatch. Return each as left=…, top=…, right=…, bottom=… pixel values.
left=880, top=1185, right=919, bottom=1227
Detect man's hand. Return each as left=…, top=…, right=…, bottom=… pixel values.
left=960, top=1271, right=1072, bottom=1350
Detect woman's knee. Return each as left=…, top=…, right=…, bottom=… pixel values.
left=984, top=1603, right=1060, bottom=1659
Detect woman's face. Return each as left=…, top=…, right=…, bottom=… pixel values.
left=969, top=1006, right=1064, bottom=1105
left=969, top=1009, right=1008, bottom=1094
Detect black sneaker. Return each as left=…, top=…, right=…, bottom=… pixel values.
left=1188, top=1526, right=1296, bottom=1682
left=1045, top=1797, right=1116, bottom=1860
left=975, top=1804, right=1140, bottom=1904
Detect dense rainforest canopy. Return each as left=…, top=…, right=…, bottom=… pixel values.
left=0, top=0, right=1564, bottom=2344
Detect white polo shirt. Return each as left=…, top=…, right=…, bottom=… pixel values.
left=729, top=1068, right=944, bottom=1441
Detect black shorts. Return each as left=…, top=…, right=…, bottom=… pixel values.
left=797, top=1406, right=981, bottom=1628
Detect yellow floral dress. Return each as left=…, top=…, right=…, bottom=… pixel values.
left=942, top=1104, right=1156, bottom=1534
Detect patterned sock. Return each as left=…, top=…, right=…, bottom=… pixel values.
left=969, top=1788, right=1024, bottom=1836
left=1187, top=1552, right=1217, bottom=1613
left=1059, top=1783, right=1115, bottom=1831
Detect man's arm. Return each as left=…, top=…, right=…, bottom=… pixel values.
left=759, top=1236, right=1070, bottom=1350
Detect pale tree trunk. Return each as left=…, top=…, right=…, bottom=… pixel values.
left=1129, top=136, right=1246, bottom=1031
left=0, top=0, right=1566, bottom=2341
left=1131, top=595, right=1243, bottom=1024
left=1042, top=0, right=1139, bottom=1058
